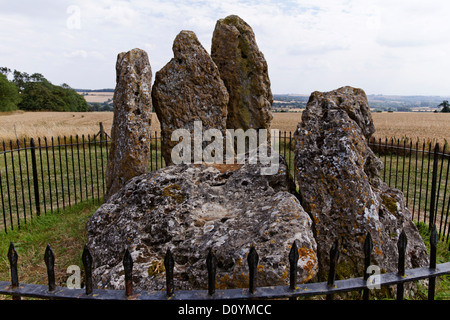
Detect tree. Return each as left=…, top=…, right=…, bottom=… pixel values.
left=12, top=70, right=30, bottom=92
left=0, top=73, right=20, bottom=111
left=438, top=100, right=450, bottom=113
left=1, top=67, right=89, bottom=112
left=0, top=67, right=11, bottom=76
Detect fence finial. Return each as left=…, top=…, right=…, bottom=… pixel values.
left=123, top=247, right=133, bottom=296
left=206, top=248, right=217, bottom=296
left=7, top=242, right=20, bottom=300
left=247, top=245, right=259, bottom=294
left=396, top=230, right=407, bottom=300
left=44, top=244, right=56, bottom=291
left=326, top=239, right=339, bottom=300
left=164, top=248, right=175, bottom=297
left=428, top=225, right=439, bottom=300
left=363, top=232, right=373, bottom=300
left=289, top=241, right=299, bottom=290
left=82, top=244, right=93, bottom=295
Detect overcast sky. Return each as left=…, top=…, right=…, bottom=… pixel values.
left=1, top=0, right=450, bottom=96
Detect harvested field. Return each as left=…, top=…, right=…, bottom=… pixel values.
left=270, top=112, right=449, bottom=145
left=0, top=111, right=448, bottom=145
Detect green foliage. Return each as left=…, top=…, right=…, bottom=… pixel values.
left=438, top=100, right=450, bottom=113
left=1, top=67, right=89, bottom=112
left=90, top=102, right=114, bottom=112
left=0, top=73, right=21, bottom=111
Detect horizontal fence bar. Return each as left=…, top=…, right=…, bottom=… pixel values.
left=0, top=262, right=448, bottom=300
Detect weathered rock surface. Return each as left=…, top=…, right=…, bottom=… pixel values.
left=294, top=86, right=428, bottom=280
left=152, top=30, right=229, bottom=166
left=211, top=15, right=273, bottom=131
left=87, top=154, right=318, bottom=292
left=105, top=48, right=153, bottom=201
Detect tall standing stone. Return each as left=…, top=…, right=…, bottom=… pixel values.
left=294, top=86, right=428, bottom=282
left=152, top=30, right=229, bottom=165
left=105, top=48, right=153, bottom=201
left=211, top=15, right=273, bottom=131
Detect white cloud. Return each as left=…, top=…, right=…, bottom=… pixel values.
left=1, top=0, right=449, bottom=95
left=64, top=50, right=105, bottom=60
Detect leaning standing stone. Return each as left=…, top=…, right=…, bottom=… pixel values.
left=294, top=86, right=429, bottom=283
left=211, top=15, right=273, bottom=131
left=105, top=48, right=152, bottom=201
left=152, top=30, right=229, bottom=166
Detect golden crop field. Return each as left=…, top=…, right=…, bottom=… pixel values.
left=0, top=111, right=448, bottom=145
left=271, top=112, right=450, bottom=145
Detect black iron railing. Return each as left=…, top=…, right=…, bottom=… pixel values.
left=1, top=128, right=449, bottom=245
left=1, top=228, right=449, bottom=300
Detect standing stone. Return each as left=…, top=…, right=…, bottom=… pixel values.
left=211, top=15, right=273, bottom=131
left=105, top=48, right=152, bottom=201
left=151, top=30, right=229, bottom=166
left=294, top=86, right=428, bottom=283
left=87, top=154, right=317, bottom=292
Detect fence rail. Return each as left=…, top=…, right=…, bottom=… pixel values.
left=0, top=134, right=109, bottom=232
left=1, top=228, right=449, bottom=300
left=0, top=128, right=449, bottom=245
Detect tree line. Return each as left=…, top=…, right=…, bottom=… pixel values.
left=0, top=67, right=89, bottom=112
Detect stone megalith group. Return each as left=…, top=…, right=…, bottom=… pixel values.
left=95, top=14, right=429, bottom=296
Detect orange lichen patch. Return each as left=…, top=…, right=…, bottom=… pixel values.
left=147, top=260, right=165, bottom=277
left=298, top=247, right=317, bottom=282
left=375, top=247, right=383, bottom=256
left=216, top=272, right=249, bottom=290
left=298, top=247, right=314, bottom=258
left=312, top=215, right=320, bottom=225
left=356, top=235, right=365, bottom=243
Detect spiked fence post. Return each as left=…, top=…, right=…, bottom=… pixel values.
left=7, top=242, right=20, bottom=300
left=289, top=241, right=299, bottom=291
left=428, top=225, right=438, bottom=300
left=82, top=245, right=93, bottom=295
left=247, top=245, right=259, bottom=294
left=44, top=244, right=56, bottom=292
left=123, top=248, right=133, bottom=297
left=164, top=248, right=175, bottom=297
left=326, top=239, right=339, bottom=300
left=363, top=232, right=373, bottom=300
left=429, top=144, right=439, bottom=230
left=397, top=230, right=407, bottom=300
left=206, top=248, right=217, bottom=296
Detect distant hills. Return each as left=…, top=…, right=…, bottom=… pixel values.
left=75, top=89, right=450, bottom=113
left=273, top=93, right=450, bottom=112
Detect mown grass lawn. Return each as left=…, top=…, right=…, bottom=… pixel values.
left=0, top=200, right=99, bottom=290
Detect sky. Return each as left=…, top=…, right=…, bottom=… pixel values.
left=1, top=0, right=450, bottom=96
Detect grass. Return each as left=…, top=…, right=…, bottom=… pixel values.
left=0, top=135, right=167, bottom=233
left=371, top=142, right=450, bottom=240
left=416, top=222, right=450, bottom=300
left=0, top=137, right=108, bottom=232
left=0, top=200, right=100, bottom=292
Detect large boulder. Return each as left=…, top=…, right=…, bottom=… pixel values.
left=294, top=86, right=428, bottom=281
left=211, top=15, right=273, bottom=131
left=105, top=48, right=153, bottom=201
left=87, top=154, right=318, bottom=292
left=152, top=30, right=229, bottom=166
